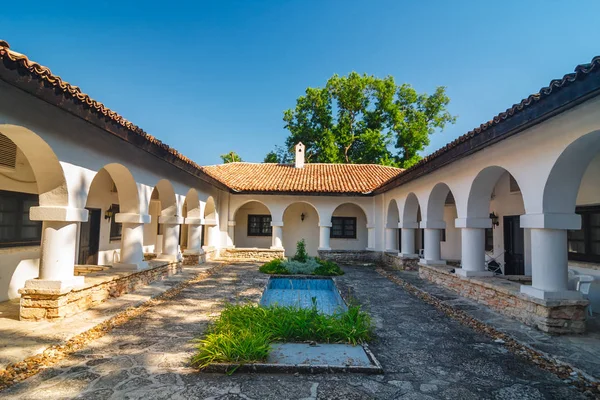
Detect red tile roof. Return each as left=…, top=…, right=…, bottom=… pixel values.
left=201, top=163, right=402, bottom=194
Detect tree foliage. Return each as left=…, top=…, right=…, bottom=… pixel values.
left=220, top=151, right=243, bottom=163
left=280, top=72, right=456, bottom=168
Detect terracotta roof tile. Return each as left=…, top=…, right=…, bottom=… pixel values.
left=201, top=163, right=402, bottom=194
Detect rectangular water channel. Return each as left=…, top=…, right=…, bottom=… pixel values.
left=259, top=276, right=347, bottom=315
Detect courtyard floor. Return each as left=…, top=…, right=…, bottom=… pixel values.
left=0, top=262, right=590, bottom=399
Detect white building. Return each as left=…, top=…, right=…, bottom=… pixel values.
left=1, top=40, right=599, bottom=332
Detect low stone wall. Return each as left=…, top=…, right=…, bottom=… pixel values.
left=318, top=250, right=381, bottom=264
left=19, top=261, right=181, bottom=322
left=183, top=252, right=206, bottom=266
left=418, top=264, right=589, bottom=334
left=203, top=247, right=219, bottom=261
left=219, top=248, right=284, bottom=261
left=382, top=252, right=419, bottom=271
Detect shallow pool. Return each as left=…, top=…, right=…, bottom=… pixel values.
left=260, top=277, right=347, bottom=315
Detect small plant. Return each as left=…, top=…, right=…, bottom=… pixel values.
left=284, top=258, right=321, bottom=274
left=191, top=303, right=373, bottom=369
left=314, top=258, right=344, bottom=276
left=258, top=258, right=288, bottom=274
left=292, top=239, right=308, bottom=263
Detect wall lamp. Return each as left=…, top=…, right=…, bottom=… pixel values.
left=489, top=212, right=499, bottom=228
left=105, top=204, right=118, bottom=221
left=300, top=212, right=305, bottom=222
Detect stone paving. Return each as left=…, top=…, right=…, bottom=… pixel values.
left=0, top=263, right=586, bottom=399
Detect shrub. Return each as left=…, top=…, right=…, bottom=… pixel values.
left=292, top=239, right=308, bottom=263
left=258, top=258, right=288, bottom=274
left=282, top=257, right=321, bottom=274
left=314, top=258, right=344, bottom=276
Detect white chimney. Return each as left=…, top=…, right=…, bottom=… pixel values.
left=295, top=142, right=305, bottom=168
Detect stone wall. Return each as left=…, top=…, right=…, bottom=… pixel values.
left=318, top=250, right=381, bottom=264
left=182, top=251, right=206, bottom=266
left=419, top=264, right=589, bottom=334
left=219, top=248, right=284, bottom=261
left=19, top=262, right=182, bottom=321
left=382, top=252, right=419, bottom=271
left=203, top=247, right=219, bottom=261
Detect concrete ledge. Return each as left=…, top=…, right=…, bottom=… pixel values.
left=219, top=248, right=284, bottom=261
left=418, top=264, right=589, bottom=334
left=318, top=250, right=381, bottom=264
left=19, top=261, right=181, bottom=322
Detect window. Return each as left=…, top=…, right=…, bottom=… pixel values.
left=248, top=215, right=272, bottom=236
left=331, top=217, right=357, bottom=239
left=485, top=228, right=494, bottom=251
left=109, top=204, right=122, bottom=241
left=0, top=190, right=42, bottom=248
left=568, top=206, right=600, bottom=262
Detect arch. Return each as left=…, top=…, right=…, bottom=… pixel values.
left=204, top=196, right=216, bottom=219
left=330, top=202, right=368, bottom=251
left=234, top=200, right=273, bottom=248
left=386, top=199, right=400, bottom=228
left=402, top=192, right=421, bottom=225
left=183, top=188, right=200, bottom=218
left=466, top=165, right=523, bottom=219
left=95, top=163, right=140, bottom=214
left=232, top=199, right=273, bottom=219
left=0, top=124, right=69, bottom=206
left=425, top=183, right=454, bottom=223
left=543, top=130, right=600, bottom=214
left=151, top=179, right=178, bottom=216
left=282, top=202, right=320, bottom=257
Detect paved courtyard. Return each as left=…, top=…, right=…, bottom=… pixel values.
left=0, top=263, right=586, bottom=399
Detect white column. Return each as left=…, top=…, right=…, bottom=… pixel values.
left=385, top=228, right=398, bottom=252
left=270, top=221, right=284, bottom=250
left=227, top=220, right=236, bottom=248
left=319, top=224, right=331, bottom=250
left=520, top=213, right=582, bottom=300
left=158, top=216, right=184, bottom=261
left=184, top=217, right=204, bottom=255
left=25, top=206, right=88, bottom=292
left=524, top=228, right=532, bottom=276
left=401, top=228, right=416, bottom=257
left=455, top=228, right=492, bottom=277
left=366, top=224, right=375, bottom=251
left=420, top=220, right=446, bottom=265
left=113, top=213, right=150, bottom=271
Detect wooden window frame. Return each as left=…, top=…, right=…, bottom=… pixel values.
left=109, top=204, right=122, bottom=241
left=330, top=216, right=357, bottom=239
left=0, top=190, right=42, bottom=248
left=247, top=214, right=272, bottom=237
left=568, top=205, right=600, bottom=263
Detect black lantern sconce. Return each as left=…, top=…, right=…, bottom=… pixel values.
left=300, top=212, right=305, bottom=222
left=105, top=204, right=118, bottom=221
left=489, top=212, right=499, bottom=228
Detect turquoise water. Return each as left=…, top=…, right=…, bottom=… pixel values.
left=260, top=277, right=347, bottom=315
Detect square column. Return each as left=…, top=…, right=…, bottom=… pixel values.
left=319, top=223, right=331, bottom=250
left=158, top=215, right=184, bottom=262
left=226, top=220, right=235, bottom=248
left=420, top=220, right=446, bottom=265
left=113, top=213, right=150, bottom=271
left=385, top=227, right=398, bottom=252
left=203, top=219, right=218, bottom=248
left=366, top=224, right=375, bottom=251
left=270, top=221, right=284, bottom=250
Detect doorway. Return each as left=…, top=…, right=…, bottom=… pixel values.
left=503, top=215, right=525, bottom=275
left=78, top=208, right=101, bottom=265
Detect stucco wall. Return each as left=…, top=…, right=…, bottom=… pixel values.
left=234, top=201, right=272, bottom=248
left=330, top=203, right=368, bottom=251
left=441, top=204, right=461, bottom=261
left=282, top=202, right=320, bottom=257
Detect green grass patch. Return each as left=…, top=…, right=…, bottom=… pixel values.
left=191, top=303, right=372, bottom=369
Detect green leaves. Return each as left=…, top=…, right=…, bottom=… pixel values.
left=220, top=151, right=243, bottom=163
left=281, top=73, right=457, bottom=167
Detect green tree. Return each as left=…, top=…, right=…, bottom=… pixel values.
left=263, top=151, right=279, bottom=163
left=282, top=72, right=456, bottom=167
left=220, top=151, right=243, bottom=163
left=263, top=145, right=291, bottom=164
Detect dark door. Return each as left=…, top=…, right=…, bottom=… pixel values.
left=78, top=208, right=101, bottom=265
left=503, top=215, right=525, bottom=275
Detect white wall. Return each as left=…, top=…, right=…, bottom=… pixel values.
left=234, top=201, right=271, bottom=248
left=441, top=205, right=461, bottom=260
left=282, top=203, right=319, bottom=257
left=331, top=203, right=368, bottom=251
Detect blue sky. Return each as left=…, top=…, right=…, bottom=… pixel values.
left=2, top=1, right=599, bottom=165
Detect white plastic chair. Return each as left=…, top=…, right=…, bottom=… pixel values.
left=576, top=274, right=594, bottom=316
left=568, top=269, right=579, bottom=291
